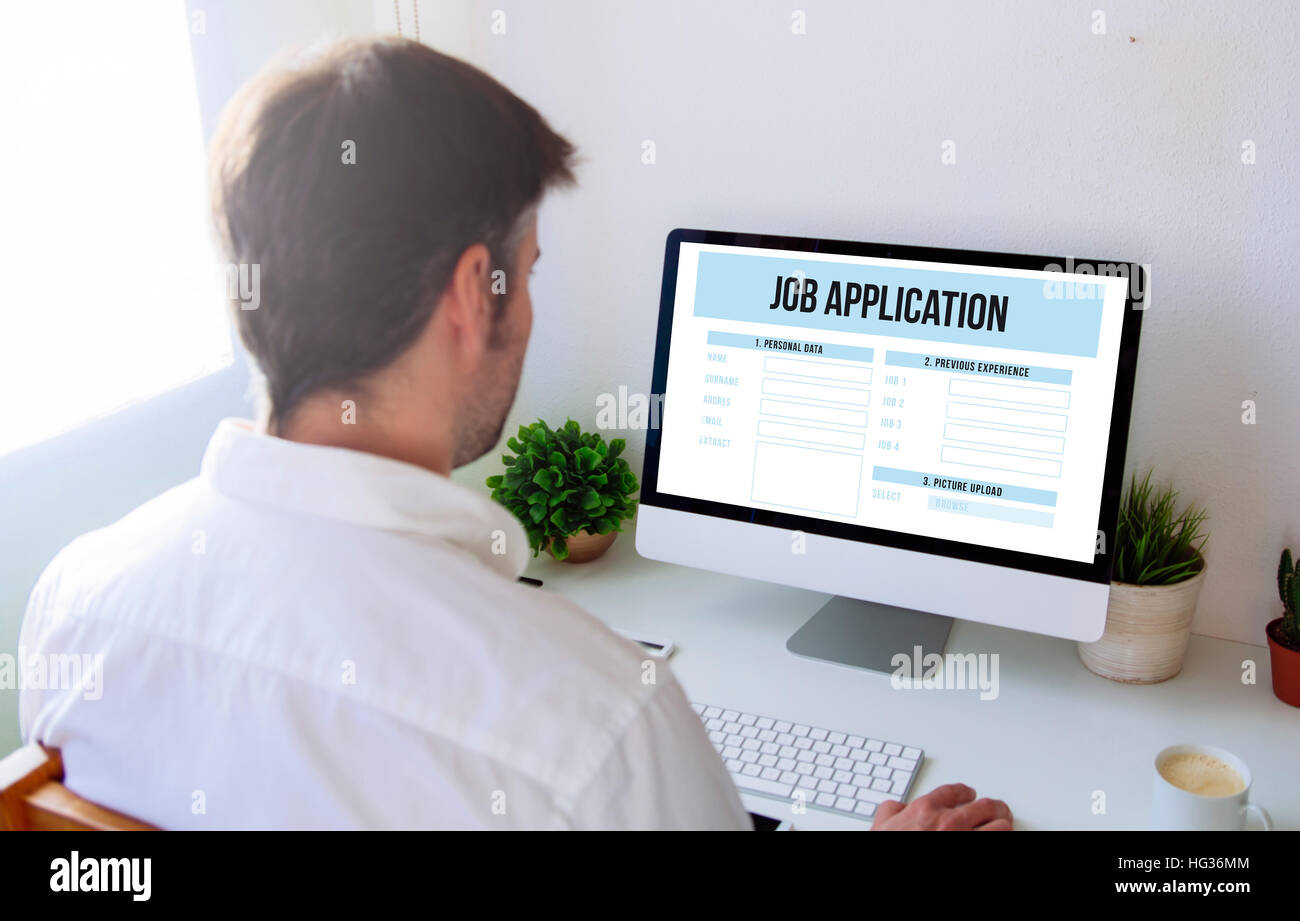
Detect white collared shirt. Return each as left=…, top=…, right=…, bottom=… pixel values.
left=19, top=419, right=749, bottom=830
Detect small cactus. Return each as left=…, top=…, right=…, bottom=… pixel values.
left=1279, top=548, right=1300, bottom=646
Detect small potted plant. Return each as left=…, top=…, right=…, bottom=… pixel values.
left=1267, top=549, right=1300, bottom=707
left=486, top=419, right=639, bottom=563
left=1078, top=471, right=1209, bottom=684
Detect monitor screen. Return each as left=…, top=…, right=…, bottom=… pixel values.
left=641, top=230, right=1143, bottom=583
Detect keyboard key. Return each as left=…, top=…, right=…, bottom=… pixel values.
left=726, top=759, right=742, bottom=772
left=791, top=724, right=810, bottom=737
left=809, top=728, right=828, bottom=741
left=797, top=775, right=817, bottom=789
left=834, top=757, right=854, bottom=772
left=780, top=771, right=799, bottom=785
left=812, top=740, right=831, bottom=754
left=725, top=734, right=744, bottom=748
left=742, top=763, right=762, bottom=777
left=740, top=726, right=758, bottom=739
left=758, top=729, right=777, bottom=743
left=868, top=752, right=888, bottom=766
left=723, top=722, right=741, bottom=735
left=832, top=770, right=852, bottom=784
left=853, top=772, right=874, bottom=789
left=827, top=731, right=846, bottom=744
left=883, top=742, right=902, bottom=756
left=903, top=746, right=922, bottom=760
left=721, top=710, right=738, bottom=722
left=814, top=753, right=834, bottom=768
left=761, top=767, right=781, bottom=781
left=740, top=750, right=759, bottom=763
left=777, top=758, right=796, bottom=771
left=760, top=741, right=779, bottom=755
left=856, top=787, right=893, bottom=805
left=831, top=744, right=849, bottom=758
left=835, top=796, right=856, bottom=812
left=871, top=778, right=892, bottom=792
left=795, top=762, right=814, bottom=775
left=865, top=739, right=884, bottom=752
left=756, top=717, right=774, bottom=730
left=888, top=756, right=917, bottom=772
left=759, top=754, right=778, bottom=768
left=814, top=766, right=833, bottom=780
left=817, top=779, right=837, bottom=794
left=779, top=746, right=798, bottom=759
left=892, top=775, right=910, bottom=795
left=815, top=792, right=836, bottom=808
left=774, top=721, right=792, bottom=733
left=706, top=718, right=723, bottom=731
left=742, top=739, right=760, bottom=751
left=854, top=802, right=876, bottom=818
left=836, top=783, right=858, bottom=798
left=797, top=750, right=815, bottom=763
left=849, top=749, right=869, bottom=762
left=739, top=713, right=757, bottom=727
left=708, top=730, right=724, bottom=744
left=691, top=703, right=705, bottom=714
left=873, top=765, right=892, bottom=779
left=776, top=733, right=795, bottom=746
left=722, top=746, right=741, bottom=760
left=794, top=737, right=813, bottom=750
left=702, top=706, right=721, bottom=719
left=732, top=773, right=794, bottom=799
left=847, top=735, right=865, bottom=748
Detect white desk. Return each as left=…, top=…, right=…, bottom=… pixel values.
left=526, top=526, right=1298, bottom=831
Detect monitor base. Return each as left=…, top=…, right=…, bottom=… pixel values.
left=786, top=596, right=953, bottom=676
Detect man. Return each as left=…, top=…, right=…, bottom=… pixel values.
left=20, top=37, right=1011, bottom=830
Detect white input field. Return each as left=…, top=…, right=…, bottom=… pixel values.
left=941, top=445, right=1062, bottom=478
left=947, top=401, right=1067, bottom=433
left=949, top=378, right=1070, bottom=408
left=751, top=441, right=863, bottom=517
left=944, top=423, right=1065, bottom=454
left=762, top=377, right=869, bottom=406
left=757, top=420, right=867, bottom=450
left=763, top=356, right=871, bottom=385
left=760, top=399, right=867, bottom=428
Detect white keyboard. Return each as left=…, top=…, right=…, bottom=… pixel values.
left=692, top=702, right=924, bottom=822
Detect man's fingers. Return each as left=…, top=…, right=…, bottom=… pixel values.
left=975, top=818, right=1014, bottom=831
left=915, top=783, right=976, bottom=810
left=872, top=799, right=905, bottom=829
left=940, top=797, right=1013, bottom=830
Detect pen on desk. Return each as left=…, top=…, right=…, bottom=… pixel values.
left=518, top=576, right=543, bottom=587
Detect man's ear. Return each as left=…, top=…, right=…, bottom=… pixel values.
left=441, top=242, right=494, bottom=351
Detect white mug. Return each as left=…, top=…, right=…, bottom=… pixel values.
left=1151, top=744, right=1272, bottom=831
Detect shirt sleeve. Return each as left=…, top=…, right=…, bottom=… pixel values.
left=566, top=674, right=752, bottom=830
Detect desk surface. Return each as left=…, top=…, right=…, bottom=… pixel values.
left=526, top=526, right=1297, bottom=831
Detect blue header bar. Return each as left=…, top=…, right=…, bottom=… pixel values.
left=693, top=251, right=1103, bottom=358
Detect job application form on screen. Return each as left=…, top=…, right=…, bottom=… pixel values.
left=655, top=242, right=1130, bottom=564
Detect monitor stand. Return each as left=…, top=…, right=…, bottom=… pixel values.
left=786, top=596, right=953, bottom=676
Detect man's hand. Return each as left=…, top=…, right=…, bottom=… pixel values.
left=871, top=783, right=1013, bottom=830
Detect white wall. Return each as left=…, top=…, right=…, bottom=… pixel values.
left=414, top=0, right=1299, bottom=646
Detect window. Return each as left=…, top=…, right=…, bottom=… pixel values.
left=0, top=1, right=234, bottom=457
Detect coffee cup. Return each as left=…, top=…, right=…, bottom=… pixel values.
left=1151, top=744, right=1272, bottom=831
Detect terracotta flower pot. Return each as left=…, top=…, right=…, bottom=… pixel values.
left=1265, top=617, right=1300, bottom=708
left=550, top=529, right=617, bottom=564
left=1077, top=568, right=1206, bottom=684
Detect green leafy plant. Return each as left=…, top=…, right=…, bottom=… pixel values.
left=1278, top=549, right=1300, bottom=648
left=1111, top=471, right=1208, bottom=585
left=486, top=419, right=639, bottom=560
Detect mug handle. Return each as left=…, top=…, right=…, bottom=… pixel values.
left=1241, top=803, right=1272, bottom=831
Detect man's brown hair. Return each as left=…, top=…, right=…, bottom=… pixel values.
left=209, top=37, right=575, bottom=426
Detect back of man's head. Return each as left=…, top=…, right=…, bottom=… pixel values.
left=209, top=36, right=575, bottom=428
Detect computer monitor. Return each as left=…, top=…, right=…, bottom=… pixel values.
left=636, top=228, right=1144, bottom=672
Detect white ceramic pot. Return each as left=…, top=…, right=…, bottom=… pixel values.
left=1077, top=567, right=1206, bottom=684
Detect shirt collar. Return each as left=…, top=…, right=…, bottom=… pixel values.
left=200, top=419, right=530, bottom=580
